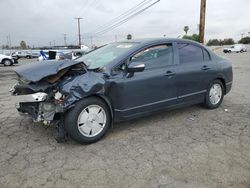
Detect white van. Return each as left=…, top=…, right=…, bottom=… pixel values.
left=223, top=44, right=247, bottom=53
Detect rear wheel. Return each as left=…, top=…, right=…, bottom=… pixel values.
left=3, top=59, right=12, bottom=66
left=65, top=97, right=111, bottom=144
left=204, top=79, right=224, bottom=109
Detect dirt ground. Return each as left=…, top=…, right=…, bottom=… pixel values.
left=0, top=51, right=250, bottom=188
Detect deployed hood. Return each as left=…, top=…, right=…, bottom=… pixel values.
left=13, top=60, right=83, bottom=82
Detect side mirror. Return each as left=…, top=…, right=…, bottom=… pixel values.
left=127, top=62, right=145, bottom=73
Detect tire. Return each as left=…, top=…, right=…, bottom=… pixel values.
left=228, top=50, right=231, bottom=53
left=2, top=59, right=13, bottom=66
left=240, top=50, right=243, bottom=53
left=65, top=97, right=111, bottom=144
left=204, top=79, right=224, bottom=109
left=26, top=55, right=31, bottom=59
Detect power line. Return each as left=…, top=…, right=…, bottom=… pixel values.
left=94, top=0, right=153, bottom=33
left=95, top=0, right=160, bottom=36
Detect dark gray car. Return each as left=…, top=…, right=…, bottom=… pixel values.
left=11, top=38, right=233, bottom=144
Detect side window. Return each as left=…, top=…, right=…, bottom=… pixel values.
left=130, top=44, right=173, bottom=69
left=203, top=49, right=210, bottom=61
left=178, top=43, right=203, bottom=64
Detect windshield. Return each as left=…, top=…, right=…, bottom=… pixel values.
left=77, top=42, right=139, bottom=69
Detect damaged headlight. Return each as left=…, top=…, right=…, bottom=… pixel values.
left=54, top=91, right=63, bottom=100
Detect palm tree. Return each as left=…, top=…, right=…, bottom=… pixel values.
left=184, top=26, right=189, bottom=35
left=127, top=34, right=132, bottom=40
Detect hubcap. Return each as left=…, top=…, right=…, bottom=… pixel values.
left=209, top=83, right=222, bottom=105
left=77, top=105, right=106, bottom=137
left=4, top=60, right=11, bottom=66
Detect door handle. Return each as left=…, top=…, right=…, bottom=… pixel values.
left=201, top=65, right=211, bottom=71
left=165, top=71, right=176, bottom=77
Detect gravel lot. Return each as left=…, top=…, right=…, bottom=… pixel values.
left=0, top=51, right=250, bottom=188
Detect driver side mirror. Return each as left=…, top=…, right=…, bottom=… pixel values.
left=127, top=62, right=145, bottom=73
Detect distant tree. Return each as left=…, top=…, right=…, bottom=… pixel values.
left=207, top=39, right=223, bottom=46
left=238, top=37, right=250, bottom=44
left=222, top=38, right=235, bottom=45
left=127, top=34, right=132, bottom=40
left=183, top=26, right=189, bottom=35
left=182, top=34, right=199, bottom=42
left=20, top=41, right=27, bottom=49
left=2, top=45, right=9, bottom=49
left=207, top=38, right=234, bottom=46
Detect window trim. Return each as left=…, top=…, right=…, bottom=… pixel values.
left=111, top=42, right=175, bottom=73
left=202, top=48, right=211, bottom=61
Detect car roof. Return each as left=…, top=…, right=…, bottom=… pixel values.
left=118, top=38, right=203, bottom=46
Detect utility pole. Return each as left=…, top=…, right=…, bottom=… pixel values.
left=74, top=17, right=83, bottom=47
left=90, top=36, right=93, bottom=47
left=6, top=36, right=9, bottom=48
left=199, top=0, right=206, bottom=44
left=63, top=34, right=67, bottom=46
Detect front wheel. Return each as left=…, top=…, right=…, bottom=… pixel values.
left=65, top=97, right=111, bottom=144
left=204, top=80, right=224, bottom=109
left=3, top=59, right=13, bottom=66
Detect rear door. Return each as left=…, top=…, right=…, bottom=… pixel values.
left=176, top=42, right=216, bottom=104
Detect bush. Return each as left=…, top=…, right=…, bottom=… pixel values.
left=207, top=38, right=235, bottom=46
left=182, top=34, right=199, bottom=42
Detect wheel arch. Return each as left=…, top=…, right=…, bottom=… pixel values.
left=1, top=58, right=10, bottom=63
left=94, top=94, right=114, bottom=121
left=1, top=58, right=13, bottom=65
left=214, top=77, right=226, bottom=94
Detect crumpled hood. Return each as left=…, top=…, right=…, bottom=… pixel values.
left=13, top=59, right=82, bottom=82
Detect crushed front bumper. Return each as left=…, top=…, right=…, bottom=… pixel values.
left=13, top=92, right=48, bottom=103
left=12, top=92, right=63, bottom=123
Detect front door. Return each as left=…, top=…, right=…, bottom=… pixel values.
left=110, top=43, right=178, bottom=119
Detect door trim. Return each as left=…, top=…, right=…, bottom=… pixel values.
left=114, top=89, right=206, bottom=112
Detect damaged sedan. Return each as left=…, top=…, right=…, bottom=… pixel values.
left=11, top=38, right=233, bottom=144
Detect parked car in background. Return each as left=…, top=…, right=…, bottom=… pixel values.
left=12, top=51, right=39, bottom=59
left=38, top=50, right=85, bottom=61
left=0, top=54, right=18, bottom=66
left=11, top=38, right=233, bottom=144
left=223, top=44, right=247, bottom=53
left=64, top=51, right=85, bottom=60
